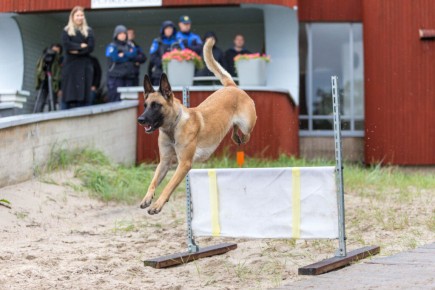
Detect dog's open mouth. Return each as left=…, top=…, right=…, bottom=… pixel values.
left=143, top=123, right=155, bottom=134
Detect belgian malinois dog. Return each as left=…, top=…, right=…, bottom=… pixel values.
left=137, top=38, right=257, bottom=214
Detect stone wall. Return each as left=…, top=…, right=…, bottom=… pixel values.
left=0, top=101, right=138, bottom=187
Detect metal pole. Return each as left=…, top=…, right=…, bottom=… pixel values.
left=331, top=76, right=347, bottom=257
left=47, top=72, right=55, bottom=111
left=183, top=86, right=199, bottom=253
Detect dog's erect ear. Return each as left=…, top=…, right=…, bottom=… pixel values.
left=143, top=75, right=155, bottom=96
left=159, top=73, right=173, bottom=101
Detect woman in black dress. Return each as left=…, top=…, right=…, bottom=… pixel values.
left=61, top=6, right=94, bottom=109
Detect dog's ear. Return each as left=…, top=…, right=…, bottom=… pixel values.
left=143, top=75, right=155, bottom=96
left=159, top=73, right=173, bottom=102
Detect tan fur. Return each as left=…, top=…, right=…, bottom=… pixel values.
left=138, top=38, right=257, bottom=214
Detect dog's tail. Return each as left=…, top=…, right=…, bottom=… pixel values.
left=203, top=38, right=237, bottom=87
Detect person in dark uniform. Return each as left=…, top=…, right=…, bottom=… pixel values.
left=105, top=25, right=138, bottom=102
left=224, top=33, right=251, bottom=77
left=176, top=15, right=203, bottom=55
left=148, top=21, right=184, bottom=86
left=61, top=6, right=94, bottom=109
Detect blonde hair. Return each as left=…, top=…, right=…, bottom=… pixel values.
left=64, top=6, right=89, bottom=37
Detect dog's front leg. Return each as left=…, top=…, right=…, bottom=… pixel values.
left=147, top=158, right=192, bottom=215
left=140, top=157, right=172, bottom=209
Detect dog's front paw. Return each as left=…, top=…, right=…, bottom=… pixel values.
left=147, top=199, right=165, bottom=215
left=140, top=199, right=152, bottom=209
left=139, top=194, right=154, bottom=209
left=147, top=204, right=162, bottom=215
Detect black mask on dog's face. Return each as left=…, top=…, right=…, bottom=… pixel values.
left=137, top=74, right=172, bottom=134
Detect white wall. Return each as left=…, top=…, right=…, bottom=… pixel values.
left=0, top=15, right=24, bottom=91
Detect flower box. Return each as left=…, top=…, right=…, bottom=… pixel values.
left=235, top=54, right=270, bottom=86
left=166, top=60, right=195, bottom=86
left=163, top=49, right=203, bottom=87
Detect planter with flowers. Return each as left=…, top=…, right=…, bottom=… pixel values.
left=234, top=53, right=271, bottom=86
left=162, top=49, right=204, bottom=86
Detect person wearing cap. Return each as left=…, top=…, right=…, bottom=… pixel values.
left=149, top=20, right=184, bottom=85
left=105, top=24, right=138, bottom=102
left=176, top=15, right=203, bottom=55
left=196, top=31, right=226, bottom=77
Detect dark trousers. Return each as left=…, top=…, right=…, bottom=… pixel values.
left=107, top=76, right=134, bottom=102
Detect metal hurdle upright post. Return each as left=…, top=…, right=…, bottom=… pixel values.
left=183, top=87, right=200, bottom=253
left=331, top=76, right=347, bottom=257
left=298, top=76, right=380, bottom=275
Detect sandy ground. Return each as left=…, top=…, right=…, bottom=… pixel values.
left=0, top=170, right=434, bottom=290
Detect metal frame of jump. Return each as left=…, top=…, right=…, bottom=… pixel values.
left=144, top=77, right=380, bottom=272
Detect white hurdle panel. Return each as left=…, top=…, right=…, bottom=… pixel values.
left=189, top=167, right=338, bottom=240
left=189, top=167, right=338, bottom=239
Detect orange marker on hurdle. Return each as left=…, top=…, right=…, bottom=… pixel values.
left=236, top=151, right=245, bottom=167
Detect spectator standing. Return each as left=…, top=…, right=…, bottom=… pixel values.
left=89, top=55, right=102, bottom=105
left=127, top=28, right=147, bottom=86
left=61, top=6, right=94, bottom=109
left=105, top=25, right=138, bottom=102
left=148, top=20, right=184, bottom=85
left=176, top=15, right=203, bottom=55
left=196, top=31, right=225, bottom=77
left=34, top=44, right=63, bottom=112
left=224, top=34, right=251, bottom=77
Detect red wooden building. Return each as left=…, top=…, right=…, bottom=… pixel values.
left=1, top=0, right=434, bottom=165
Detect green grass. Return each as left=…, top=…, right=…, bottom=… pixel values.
left=46, top=147, right=153, bottom=204
left=45, top=148, right=435, bottom=205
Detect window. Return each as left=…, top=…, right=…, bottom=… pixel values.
left=299, top=23, right=364, bottom=136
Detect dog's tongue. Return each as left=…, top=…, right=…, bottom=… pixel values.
left=144, top=124, right=152, bottom=132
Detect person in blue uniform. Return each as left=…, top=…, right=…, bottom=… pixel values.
left=105, top=25, right=138, bottom=102
left=148, top=20, right=184, bottom=85
left=176, top=15, right=203, bottom=55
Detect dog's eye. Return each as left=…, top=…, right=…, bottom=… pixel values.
left=151, top=102, right=161, bottom=110
left=143, top=103, right=147, bottom=109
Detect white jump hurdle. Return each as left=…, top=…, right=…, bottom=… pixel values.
left=144, top=78, right=379, bottom=273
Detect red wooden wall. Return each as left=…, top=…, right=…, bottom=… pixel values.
left=298, top=0, right=362, bottom=22
left=0, top=0, right=90, bottom=12
left=0, top=0, right=297, bottom=13
left=363, top=0, right=435, bottom=165
left=136, top=91, right=299, bottom=163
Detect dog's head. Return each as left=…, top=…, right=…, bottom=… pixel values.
left=137, top=73, right=175, bottom=134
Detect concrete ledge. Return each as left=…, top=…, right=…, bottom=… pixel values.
left=0, top=101, right=139, bottom=188
left=0, top=100, right=138, bottom=129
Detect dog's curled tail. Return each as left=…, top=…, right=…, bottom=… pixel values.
left=203, top=38, right=237, bottom=87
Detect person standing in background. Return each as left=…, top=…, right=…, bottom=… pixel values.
left=176, top=15, right=203, bottom=55
left=61, top=6, right=94, bottom=109
left=224, top=33, right=251, bottom=77
left=34, top=44, right=63, bottom=112
left=89, top=55, right=102, bottom=105
left=196, top=31, right=225, bottom=77
left=127, top=28, right=147, bottom=86
left=148, top=20, right=184, bottom=86
left=105, top=25, right=137, bottom=102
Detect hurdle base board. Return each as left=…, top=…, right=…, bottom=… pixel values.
left=144, top=243, right=237, bottom=269
left=298, top=245, right=380, bottom=275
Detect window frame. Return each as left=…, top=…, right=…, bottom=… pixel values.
left=300, top=22, right=364, bottom=138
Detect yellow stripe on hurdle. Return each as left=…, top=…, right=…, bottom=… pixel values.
left=292, top=167, right=301, bottom=239
left=208, top=169, right=221, bottom=236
